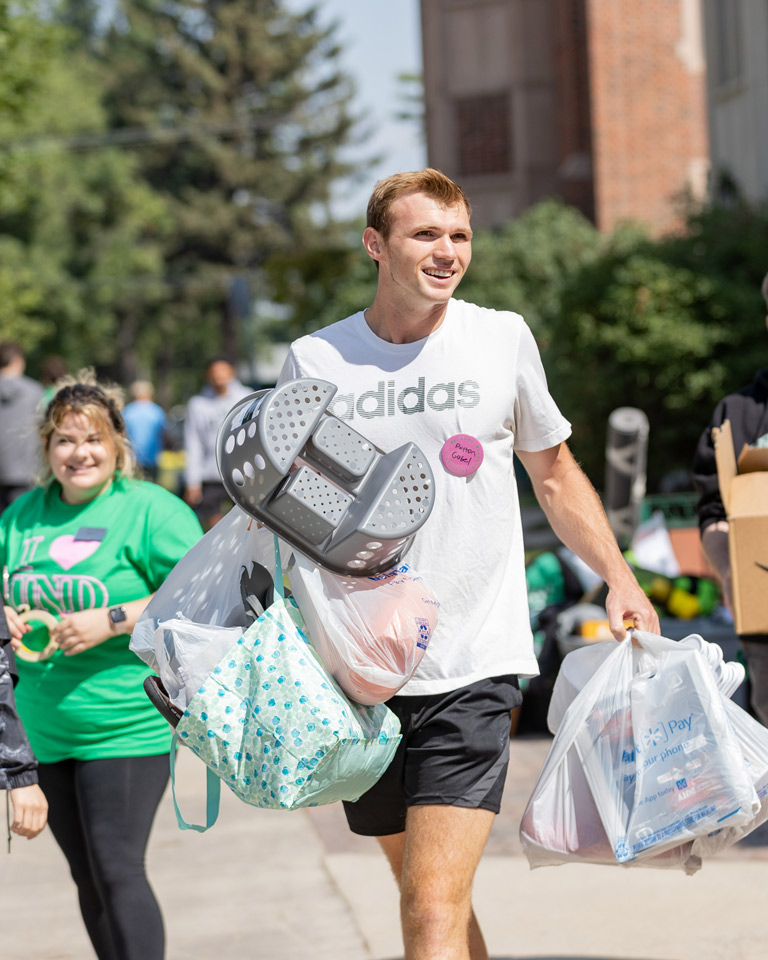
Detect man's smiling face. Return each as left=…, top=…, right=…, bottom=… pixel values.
left=366, top=191, right=473, bottom=309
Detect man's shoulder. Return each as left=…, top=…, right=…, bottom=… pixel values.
left=297, top=312, right=360, bottom=343
left=22, top=375, right=44, bottom=396
left=719, top=370, right=768, bottom=409
left=288, top=313, right=362, bottom=365
left=451, top=298, right=525, bottom=324
left=0, top=374, right=43, bottom=404
left=229, top=381, right=255, bottom=401
left=186, top=390, right=209, bottom=411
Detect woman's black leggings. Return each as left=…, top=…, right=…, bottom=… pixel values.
left=37, top=753, right=170, bottom=960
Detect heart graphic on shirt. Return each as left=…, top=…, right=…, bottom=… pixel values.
left=49, top=535, right=102, bottom=570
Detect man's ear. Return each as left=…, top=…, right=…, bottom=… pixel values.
left=362, top=227, right=384, bottom=263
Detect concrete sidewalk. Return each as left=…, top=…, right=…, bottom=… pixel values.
left=3, top=734, right=768, bottom=960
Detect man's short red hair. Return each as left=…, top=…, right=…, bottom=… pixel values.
left=366, top=168, right=472, bottom=240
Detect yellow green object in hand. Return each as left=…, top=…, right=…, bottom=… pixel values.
left=14, top=607, right=60, bottom=662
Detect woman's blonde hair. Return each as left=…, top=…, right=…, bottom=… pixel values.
left=38, top=368, right=135, bottom=483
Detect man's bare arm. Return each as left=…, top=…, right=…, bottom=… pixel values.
left=517, top=442, right=660, bottom=639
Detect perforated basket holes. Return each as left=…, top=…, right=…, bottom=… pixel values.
left=265, top=382, right=334, bottom=472
left=367, top=455, right=433, bottom=534
left=270, top=466, right=354, bottom=544
left=224, top=418, right=271, bottom=503
left=343, top=535, right=409, bottom=571
left=309, top=418, right=376, bottom=481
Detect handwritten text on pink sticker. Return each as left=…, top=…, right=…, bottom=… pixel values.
left=440, top=434, right=484, bottom=477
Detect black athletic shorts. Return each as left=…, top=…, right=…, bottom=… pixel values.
left=343, top=673, right=522, bottom=837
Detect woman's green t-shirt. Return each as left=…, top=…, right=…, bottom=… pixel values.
left=0, top=477, right=203, bottom=762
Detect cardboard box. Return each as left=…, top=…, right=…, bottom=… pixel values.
left=712, top=419, right=768, bottom=634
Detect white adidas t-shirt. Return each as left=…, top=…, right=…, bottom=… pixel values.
left=279, top=298, right=572, bottom=695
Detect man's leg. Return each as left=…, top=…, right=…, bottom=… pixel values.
left=378, top=805, right=493, bottom=960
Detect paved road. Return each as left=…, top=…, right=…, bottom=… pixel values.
left=3, top=733, right=768, bottom=960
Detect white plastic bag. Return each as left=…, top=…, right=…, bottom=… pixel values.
left=131, top=506, right=290, bottom=708
left=520, top=631, right=758, bottom=873
left=287, top=553, right=439, bottom=704
left=691, top=698, right=768, bottom=857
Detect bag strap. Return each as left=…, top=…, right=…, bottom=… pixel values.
left=169, top=732, right=221, bottom=832
left=272, top=534, right=284, bottom=602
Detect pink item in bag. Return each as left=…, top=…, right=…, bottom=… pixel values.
left=288, top=555, right=439, bottom=704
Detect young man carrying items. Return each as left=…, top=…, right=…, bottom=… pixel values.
left=279, top=169, right=658, bottom=960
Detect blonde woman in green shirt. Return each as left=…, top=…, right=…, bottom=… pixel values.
left=2, top=373, right=203, bottom=960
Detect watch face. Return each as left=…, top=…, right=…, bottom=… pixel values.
left=109, top=607, right=127, bottom=624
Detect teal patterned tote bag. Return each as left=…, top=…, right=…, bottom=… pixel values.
left=171, top=540, right=402, bottom=830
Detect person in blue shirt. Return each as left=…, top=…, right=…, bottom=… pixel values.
left=123, top=381, right=168, bottom=481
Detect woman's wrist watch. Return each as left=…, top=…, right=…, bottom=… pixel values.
left=108, top=606, right=127, bottom=633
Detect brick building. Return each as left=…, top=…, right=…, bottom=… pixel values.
left=420, top=0, right=709, bottom=234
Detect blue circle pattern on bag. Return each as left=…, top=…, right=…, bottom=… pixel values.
left=176, top=595, right=401, bottom=809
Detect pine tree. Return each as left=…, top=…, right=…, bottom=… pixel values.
left=94, top=0, right=359, bottom=394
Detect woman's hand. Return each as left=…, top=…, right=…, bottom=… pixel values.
left=51, top=609, right=112, bottom=656
left=3, top=605, right=31, bottom=650
left=9, top=784, right=48, bottom=839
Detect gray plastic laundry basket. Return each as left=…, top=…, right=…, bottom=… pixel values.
left=216, top=378, right=435, bottom=576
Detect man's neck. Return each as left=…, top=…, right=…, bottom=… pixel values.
left=364, top=298, right=450, bottom=345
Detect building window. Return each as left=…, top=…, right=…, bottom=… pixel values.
left=712, top=0, right=742, bottom=85
left=455, top=93, right=512, bottom=176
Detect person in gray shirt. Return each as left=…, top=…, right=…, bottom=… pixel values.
left=0, top=342, right=44, bottom=512
left=183, top=355, right=252, bottom=529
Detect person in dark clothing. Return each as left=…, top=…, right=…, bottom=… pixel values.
left=0, top=607, right=48, bottom=840
left=692, top=271, right=768, bottom=725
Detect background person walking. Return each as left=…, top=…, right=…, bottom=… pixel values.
left=183, top=355, right=252, bottom=529
left=123, top=380, right=168, bottom=482
left=0, top=341, right=44, bottom=513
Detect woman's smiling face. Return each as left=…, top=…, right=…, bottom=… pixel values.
left=47, top=411, right=117, bottom=504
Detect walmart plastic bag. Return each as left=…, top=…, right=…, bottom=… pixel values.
left=287, top=554, right=439, bottom=704
left=690, top=697, right=768, bottom=858
left=520, top=631, right=758, bottom=874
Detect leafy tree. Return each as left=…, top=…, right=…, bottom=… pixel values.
left=458, top=199, right=601, bottom=340
left=0, top=1, right=170, bottom=379
left=80, top=0, right=361, bottom=399
left=544, top=203, right=768, bottom=489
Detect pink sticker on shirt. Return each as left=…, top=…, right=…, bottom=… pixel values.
left=440, top=434, right=484, bottom=477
